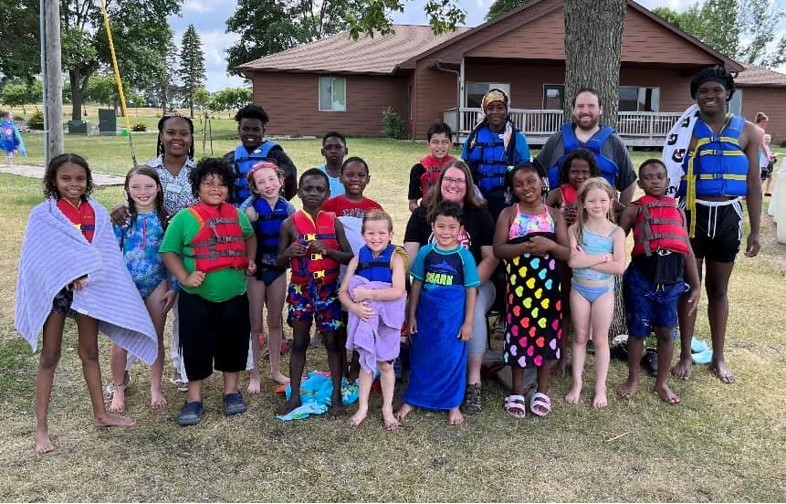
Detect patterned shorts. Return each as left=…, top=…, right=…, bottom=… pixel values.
left=51, top=287, right=76, bottom=317
left=287, top=281, right=343, bottom=332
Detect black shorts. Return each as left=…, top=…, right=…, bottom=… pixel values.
left=178, top=291, right=250, bottom=381
left=685, top=199, right=742, bottom=263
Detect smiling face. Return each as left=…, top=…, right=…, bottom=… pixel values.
left=239, top=118, right=265, bottom=149
left=638, top=162, right=668, bottom=198
left=362, top=218, right=393, bottom=254
left=427, top=132, right=452, bottom=160
left=511, top=167, right=542, bottom=205
left=484, top=101, right=508, bottom=132
left=432, top=214, right=463, bottom=249
left=341, top=160, right=369, bottom=198
left=198, top=174, right=229, bottom=206
left=583, top=187, right=612, bottom=220
left=440, top=167, right=468, bottom=204
left=572, top=91, right=602, bottom=131
left=568, top=158, right=593, bottom=189
left=127, top=173, right=160, bottom=211
left=695, top=80, right=730, bottom=115
left=250, top=167, right=283, bottom=201
left=161, top=117, right=192, bottom=158
left=298, top=174, right=329, bottom=212
left=55, top=162, right=88, bottom=206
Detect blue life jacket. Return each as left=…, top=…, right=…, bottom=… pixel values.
left=252, top=196, right=289, bottom=267
left=547, top=124, right=617, bottom=190
left=465, top=125, right=517, bottom=195
left=355, top=244, right=396, bottom=283
left=231, top=142, right=279, bottom=204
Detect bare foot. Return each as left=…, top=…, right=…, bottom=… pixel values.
left=655, top=383, right=680, bottom=404
left=394, top=403, right=414, bottom=424
left=271, top=372, right=290, bottom=385
left=150, top=388, right=167, bottom=410
left=617, top=378, right=639, bottom=399
left=35, top=429, right=54, bottom=454
left=348, top=408, right=367, bottom=428
left=592, top=389, right=608, bottom=409
left=447, top=407, right=464, bottom=426
left=331, top=401, right=346, bottom=419
left=93, top=412, right=135, bottom=428
left=551, top=359, right=569, bottom=378
left=709, top=360, right=736, bottom=384
left=247, top=375, right=261, bottom=395
left=107, top=385, right=126, bottom=414
left=671, top=357, right=693, bottom=380
left=382, top=408, right=400, bottom=431
left=277, top=398, right=301, bottom=416
left=564, top=383, right=582, bottom=404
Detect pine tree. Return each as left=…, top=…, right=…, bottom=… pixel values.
left=178, top=24, right=206, bottom=118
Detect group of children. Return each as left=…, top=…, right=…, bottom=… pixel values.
left=16, top=111, right=710, bottom=454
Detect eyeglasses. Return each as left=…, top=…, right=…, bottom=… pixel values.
left=200, top=181, right=228, bottom=188
left=443, top=177, right=467, bottom=185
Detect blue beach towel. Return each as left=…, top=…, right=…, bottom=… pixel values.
left=276, top=371, right=360, bottom=421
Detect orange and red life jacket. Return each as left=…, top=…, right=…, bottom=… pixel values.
left=187, top=202, right=248, bottom=273
left=418, top=155, right=456, bottom=199
left=632, top=195, right=690, bottom=257
left=290, top=210, right=340, bottom=285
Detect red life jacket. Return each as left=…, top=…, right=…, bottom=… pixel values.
left=290, top=210, right=340, bottom=285
left=187, top=202, right=248, bottom=273
left=418, top=155, right=456, bottom=199
left=632, top=195, right=690, bottom=257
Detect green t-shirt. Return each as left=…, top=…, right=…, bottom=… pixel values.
left=160, top=204, right=253, bottom=303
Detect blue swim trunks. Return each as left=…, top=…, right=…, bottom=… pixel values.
left=623, top=264, right=687, bottom=338
left=287, top=281, right=343, bottom=332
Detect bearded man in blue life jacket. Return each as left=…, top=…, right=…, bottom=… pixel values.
left=537, top=88, right=637, bottom=205
left=223, top=104, right=298, bottom=204
left=671, top=67, right=761, bottom=384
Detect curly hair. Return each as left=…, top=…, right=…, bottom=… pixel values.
left=505, top=159, right=549, bottom=202
left=235, top=104, right=269, bottom=125
left=156, top=115, right=195, bottom=159
left=124, top=165, right=168, bottom=231
left=189, top=157, right=236, bottom=200
left=690, top=66, right=735, bottom=101
left=558, top=148, right=600, bottom=186
left=43, top=153, right=93, bottom=200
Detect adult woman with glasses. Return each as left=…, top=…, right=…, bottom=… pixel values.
left=403, top=159, right=498, bottom=415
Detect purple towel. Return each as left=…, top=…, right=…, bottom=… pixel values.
left=345, top=275, right=405, bottom=374
left=15, top=198, right=158, bottom=364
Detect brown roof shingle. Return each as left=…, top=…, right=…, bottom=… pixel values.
left=237, top=25, right=469, bottom=75
left=736, top=63, right=786, bottom=87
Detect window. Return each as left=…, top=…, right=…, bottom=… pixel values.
left=466, top=82, right=510, bottom=108
left=728, top=88, right=742, bottom=115
left=319, top=76, right=346, bottom=112
left=619, top=86, right=660, bottom=112
left=542, top=84, right=564, bottom=110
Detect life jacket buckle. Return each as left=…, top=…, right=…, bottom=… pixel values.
left=311, top=253, right=323, bottom=261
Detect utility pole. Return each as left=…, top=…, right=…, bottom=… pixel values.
left=41, top=0, right=63, bottom=164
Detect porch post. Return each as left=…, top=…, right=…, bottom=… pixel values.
left=459, top=57, right=466, bottom=134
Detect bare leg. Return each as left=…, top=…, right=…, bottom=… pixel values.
left=323, top=330, right=346, bottom=418
left=673, top=257, right=703, bottom=379
left=223, top=371, right=240, bottom=394
left=537, top=361, right=552, bottom=395
left=553, top=273, right=572, bottom=377
left=75, top=314, right=134, bottom=428
left=705, top=261, right=736, bottom=383
left=146, top=282, right=169, bottom=409
left=348, top=368, right=372, bottom=428
left=108, top=344, right=128, bottom=413
left=566, top=288, right=589, bottom=404
left=186, top=379, right=203, bottom=403
left=35, top=313, right=65, bottom=454
left=654, top=326, right=679, bottom=403
left=266, top=274, right=289, bottom=384
left=590, top=290, right=614, bottom=409
left=278, top=320, right=310, bottom=415
left=378, top=362, right=399, bottom=430
left=618, top=335, right=643, bottom=399
left=246, top=277, right=264, bottom=394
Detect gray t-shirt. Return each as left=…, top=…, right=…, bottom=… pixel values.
left=536, top=125, right=636, bottom=192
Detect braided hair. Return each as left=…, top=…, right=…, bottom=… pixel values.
left=155, top=115, right=195, bottom=159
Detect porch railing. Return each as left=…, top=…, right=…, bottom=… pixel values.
left=443, top=108, right=683, bottom=145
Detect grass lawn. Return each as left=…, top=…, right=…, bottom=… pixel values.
left=1, top=131, right=785, bottom=501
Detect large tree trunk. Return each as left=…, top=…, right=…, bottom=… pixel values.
left=564, top=0, right=628, bottom=337
left=70, top=69, right=82, bottom=121
left=563, top=0, right=625, bottom=129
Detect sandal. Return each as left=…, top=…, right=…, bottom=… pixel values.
left=529, top=392, right=552, bottom=417
left=504, top=394, right=526, bottom=419
left=462, top=383, right=482, bottom=414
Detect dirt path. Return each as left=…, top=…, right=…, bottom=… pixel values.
left=0, top=163, right=124, bottom=186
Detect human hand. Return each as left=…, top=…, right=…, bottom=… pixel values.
left=309, top=240, right=327, bottom=255
left=352, top=286, right=371, bottom=303
left=181, top=271, right=206, bottom=288
left=745, top=232, right=760, bottom=258
left=287, top=242, right=308, bottom=257
left=70, top=276, right=88, bottom=290
left=686, top=286, right=700, bottom=317
left=351, top=301, right=375, bottom=320
left=458, top=323, right=472, bottom=341
left=161, top=289, right=177, bottom=313
left=528, top=236, right=555, bottom=256
left=408, top=318, right=418, bottom=335
left=246, top=260, right=257, bottom=276
left=244, top=206, right=259, bottom=222
left=110, top=204, right=130, bottom=226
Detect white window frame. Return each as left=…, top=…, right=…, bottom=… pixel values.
left=465, top=82, right=511, bottom=108
left=318, top=76, right=346, bottom=112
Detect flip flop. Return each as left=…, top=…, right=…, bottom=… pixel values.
left=690, top=337, right=709, bottom=354
left=692, top=348, right=713, bottom=365
left=504, top=394, right=526, bottom=419
left=529, top=392, right=552, bottom=417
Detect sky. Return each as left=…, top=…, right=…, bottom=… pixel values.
left=168, top=0, right=785, bottom=91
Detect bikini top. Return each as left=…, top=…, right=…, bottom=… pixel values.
left=573, top=225, right=618, bottom=282
left=508, top=204, right=554, bottom=240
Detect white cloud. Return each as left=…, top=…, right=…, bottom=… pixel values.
left=182, top=0, right=220, bottom=14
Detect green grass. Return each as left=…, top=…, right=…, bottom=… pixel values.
left=1, top=136, right=786, bottom=501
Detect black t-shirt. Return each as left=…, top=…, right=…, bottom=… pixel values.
left=407, top=163, right=427, bottom=201
left=404, top=204, right=495, bottom=266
